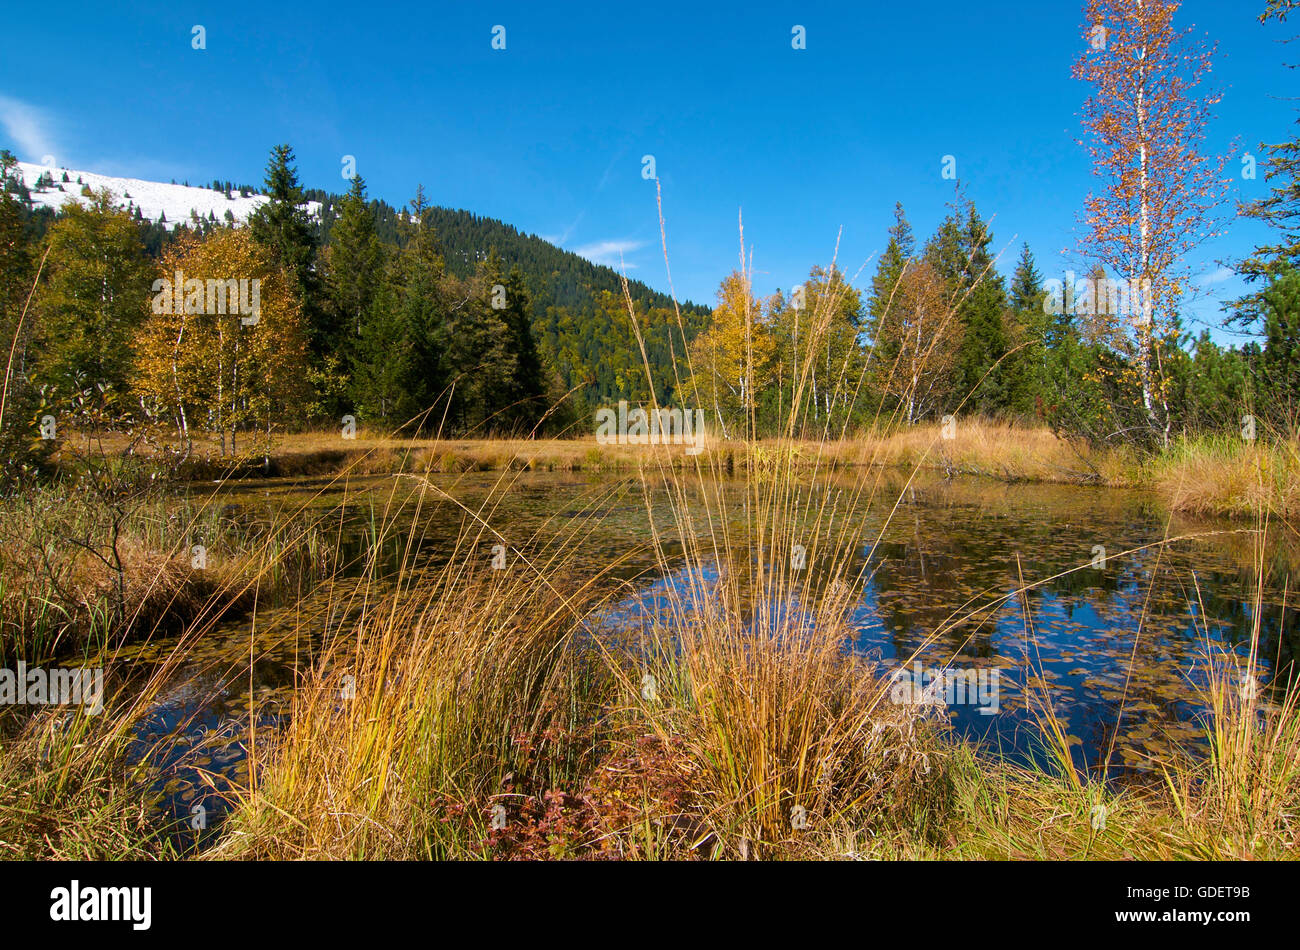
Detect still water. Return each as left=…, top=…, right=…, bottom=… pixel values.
left=126, top=470, right=1298, bottom=844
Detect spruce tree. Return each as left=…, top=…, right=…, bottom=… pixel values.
left=1261, top=268, right=1300, bottom=422
left=1006, top=242, right=1046, bottom=415
left=326, top=175, right=384, bottom=345
left=924, top=196, right=1012, bottom=416
left=497, top=265, right=546, bottom=433
left=447, top=248, right=515, bottom=432
left=866, top=202, right=914, bottom=349
left=359, top=186, right=447, bottom=429
left=249, top=144, right=323, bottom=335
left=0, top=150, right=50, bottom=481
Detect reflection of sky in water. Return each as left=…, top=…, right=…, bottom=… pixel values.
left=135, top=472, right=1297, bottom=845
left=847, top=546, right=1288, bottom=778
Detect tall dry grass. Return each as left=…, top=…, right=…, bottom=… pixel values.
left=204, top=211, right=1300, bottom=862
left=212, top=578, right=609, bottom=859
left=12, top=203, right=1296, bottom=862
left=1150, top=432, right=1300, bottom=521
left=0, top=485, right=337, bottom=662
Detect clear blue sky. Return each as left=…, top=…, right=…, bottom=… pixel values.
left=1, top=1, right=1294, bottom=341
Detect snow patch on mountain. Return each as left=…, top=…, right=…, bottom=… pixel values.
left=14, top=161, right=321, bottom=229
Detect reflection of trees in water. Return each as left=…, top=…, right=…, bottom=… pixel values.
left=214, top=471, right=1296, bottom=768
left=849, top=490, right=1297, bottom=773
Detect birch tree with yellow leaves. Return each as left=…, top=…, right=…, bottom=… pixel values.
left=134, top=228, right=309, bottom=458
left=686, top=270, right=774, bottom=440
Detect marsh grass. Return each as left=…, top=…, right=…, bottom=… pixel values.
left=0, top=485, right=339, bottom=661
left=209, top=470, right=637, bottom=859
left=1150, top=430, right=1300, bottom=521
left=7, top=210, right=1299, bottom=863
left=200, top=213, right=1300, bottom=862
left=0, top=640, right=209, bottom=859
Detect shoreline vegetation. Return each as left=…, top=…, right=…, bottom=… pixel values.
left=52, top=419, right=1300, bottom=519
left=1, top=438, right=1295, bottom=861
left=6, top=419, right=1293, bottom=667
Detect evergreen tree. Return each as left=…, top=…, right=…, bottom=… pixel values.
left=923, top=196, right=1013, bottom=416
left=0, top=150, right=50, bottom=481
left=1006, top=242, right=1047, bottom=416
left=1260, top=268, right=1300, bottom=422
left=495, top=265, right=546, bottom=433
left=248, top=145, right=324, bottom=342
left=353, top=282, right=413, bottom=424
left=357, top=187, right=446, bottom=429
left=1234, top=9, right=1300, bottom=333
left=325, top=175, right=385, bottom=353
left=1009, top=243, right=1044, bottom=313
left=445, top=248, right=515, bottom=432
left=866, top=202, right=914, bottom=351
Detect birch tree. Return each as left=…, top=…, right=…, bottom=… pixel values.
left=1073, top=0, right=1230, bottom=443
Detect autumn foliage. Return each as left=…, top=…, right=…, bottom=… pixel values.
left=1073, top=0, right=1232, bottom=442
left=134, top=228, right=309, bottom=458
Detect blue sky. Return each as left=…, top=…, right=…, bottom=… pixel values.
left=0, top=1, right=1294, bottom=341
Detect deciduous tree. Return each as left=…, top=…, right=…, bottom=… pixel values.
left=1073, top=0, right=1231, bottom=443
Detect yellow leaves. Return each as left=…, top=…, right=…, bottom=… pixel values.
left=134, top=228, right=309, bottom=454
left=686, top=271, right=773, bottom=418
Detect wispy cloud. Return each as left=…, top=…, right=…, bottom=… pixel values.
left=573, top=239, right=643, bottom=269
left=540, top=209, right=588, bottom=249
left=0, top=96, right=60, bottom=164
left=1195, top=265, right=1235, bottom=287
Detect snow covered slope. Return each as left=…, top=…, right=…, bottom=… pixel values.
left=14, top=161, right=320, bottom=229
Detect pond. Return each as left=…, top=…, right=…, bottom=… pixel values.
left=125, top=469, right=1299, bottom=847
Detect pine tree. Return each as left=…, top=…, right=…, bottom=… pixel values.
left=326, top=175, right=384, bottom=342
left=353, top=283, right=412, bottom=425
left=248, top=144, right=323, bottom=342
left=1007, top=242, right=1047, bottom=415
left=444, top=248, right=516, bottom=432
left=1009, top=243, right=1044, bottom=314
left=496, top=265, right=546, bottom=433
left=866, top=202, right=914, bottom=351
left=924, top=196, right=1012, bottom=416
left=1260, top=268, right=1300, bottom=421
left=355, top=187, right=446, bottom=429
left=0, top=150, right=50, bottom=481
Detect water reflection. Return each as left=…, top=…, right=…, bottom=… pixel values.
left=139, top=470, right=1296, bottom=843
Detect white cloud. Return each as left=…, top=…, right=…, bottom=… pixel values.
left=573, top=239, right=643, bottom=269
left=0, top=96, right=60, bottom=164
left=1194, top=266, right=1235, bottom=287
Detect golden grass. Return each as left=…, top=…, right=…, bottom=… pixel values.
left=1149, top=434, right=1300, bottom=522
left=13, top=219, right=1300, bottom=863
left=0, top=488, right=337, bottom=662
left=211, top=544, right=614, bottom=859
left=52, top=420, right=1300, bottom=523
left=0, top=705, right=168, bottom=859
left=193, top=229, right=1300, bottom=860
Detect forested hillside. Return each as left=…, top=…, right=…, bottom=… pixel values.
left=308, top=185, right=711, bottom=421
left=0, top=147, right=709, bottom=464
